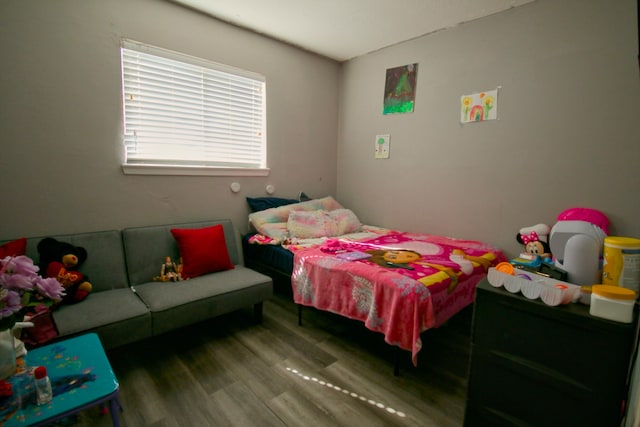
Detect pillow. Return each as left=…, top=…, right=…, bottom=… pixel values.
left=287, top=210, right=338, bottom=239
left=0, top=238, right=27, bottom=258
left=249, top=196, right=344, bottom=240
left=170, top=225, right=234, bottom=278
left=287, top=209, right=362, bottom=239
left=253, top=222, right=289, bottom=241
left=246, top=196, right=298, bottom=213
left=329, top=209, right=362, bottom=235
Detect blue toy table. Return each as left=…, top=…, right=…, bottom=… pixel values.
left=1, top=333, right=122, bottom=426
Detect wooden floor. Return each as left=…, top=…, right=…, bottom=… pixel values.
left=61, top=291, right=472, bottom=427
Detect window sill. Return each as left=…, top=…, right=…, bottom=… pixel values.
left=122, top=164, right=270, bottom=177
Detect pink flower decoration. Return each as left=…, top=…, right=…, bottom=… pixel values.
left=0, top=289, right=22, bottom=318
left=0, top=255, right=66, bottom=327
left=34, top=277, right=66, bottom=301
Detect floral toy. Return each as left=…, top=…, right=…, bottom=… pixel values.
left=37, top=237, right=92, bottom=304
left=0, top=256, right=65, bottom=380
left=0, top=255, right=65, bottom=330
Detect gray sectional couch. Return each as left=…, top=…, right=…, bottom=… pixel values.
left=4, top=219, right=273, bottom=349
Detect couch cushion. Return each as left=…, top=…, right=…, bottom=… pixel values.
left=52, top=287, right=151, bottom=349
left=133, top=265, right=273, bottom=335
left=170, top=224, right=234, bottom=278
left=0, top=237, right=26, bottom=257
left=20, top=230, right=128, bottom=293
left=123, top=220, right=241, bottom=287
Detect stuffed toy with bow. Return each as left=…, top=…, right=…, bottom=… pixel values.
left=516, top=224, right=552, bottom=261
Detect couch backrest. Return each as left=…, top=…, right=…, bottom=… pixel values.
left=2, top=230, right=129, bottom=293
left=122, top=219, right=240, bottom=287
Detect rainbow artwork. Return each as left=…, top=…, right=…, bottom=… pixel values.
left=460, top=89, right=498, bottom=123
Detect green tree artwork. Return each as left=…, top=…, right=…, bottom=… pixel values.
left=383, top=63, right=418, bottom=115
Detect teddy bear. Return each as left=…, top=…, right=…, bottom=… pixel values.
left=37, top=237, right=92, bottom=304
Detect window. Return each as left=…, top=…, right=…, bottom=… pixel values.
left=120, top=40, right=267, bottom=176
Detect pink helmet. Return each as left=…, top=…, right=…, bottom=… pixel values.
left=556, top=207, right=609, bottom=235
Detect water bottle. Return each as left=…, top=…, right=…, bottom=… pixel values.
left=34, top=366, right=52, bottom=405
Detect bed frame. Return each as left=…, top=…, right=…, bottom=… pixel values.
left=242, top=232, right=503, bottom=375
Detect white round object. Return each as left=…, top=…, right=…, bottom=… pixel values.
left=265, top=184, right=275, bottom=194
left=230, top=182, right=241, bottom=193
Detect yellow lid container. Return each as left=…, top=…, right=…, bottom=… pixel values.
left=591, top=285, right=637, bottom=300
left=590, top=285, right=637, bottom=323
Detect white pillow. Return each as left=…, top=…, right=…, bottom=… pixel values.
left=287, top=210, right=337, bottom=239
left=287, top=209, right=362, bottom=239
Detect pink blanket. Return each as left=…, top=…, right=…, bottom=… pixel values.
left=291, top=231, right=505, bottom=365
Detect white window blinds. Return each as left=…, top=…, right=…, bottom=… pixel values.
left=120, top=40, right=266, bottom=170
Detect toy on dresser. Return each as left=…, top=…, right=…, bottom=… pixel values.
left=514, top=223, right=552, bottom=265
left=510, top=208, right=610, bottom=286
left=511, top=223, right=567, bottom=280
left=548, top=207, right=609, bottom=286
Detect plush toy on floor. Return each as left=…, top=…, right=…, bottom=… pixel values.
left=37, top=237, right=93, bottom=304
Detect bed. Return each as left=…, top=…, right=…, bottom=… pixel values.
left=242, top=196, right=506, bottom=369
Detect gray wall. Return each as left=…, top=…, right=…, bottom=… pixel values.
left=2, top=0, right=639, bottom=420
left=2, top=0, right=639, bottom=261
left=338, top=0, right=640, bottom=258
left=0, top=0, right=339, bottom=238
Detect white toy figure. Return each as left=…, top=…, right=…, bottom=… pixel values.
left=549, top=208, right=609, bottom=286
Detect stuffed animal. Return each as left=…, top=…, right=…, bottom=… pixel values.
left=37, top=237, right=92, bottom=304
left=516, top=223, right=552, bottom=261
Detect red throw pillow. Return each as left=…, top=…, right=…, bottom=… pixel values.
left=0, top=237, right=27, bottom=258
left=170, top=225, right=234, bottom=278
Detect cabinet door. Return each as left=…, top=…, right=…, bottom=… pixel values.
left=466, top=350, right=614, bottom=426
left=465, top=281, right=636, bottom=427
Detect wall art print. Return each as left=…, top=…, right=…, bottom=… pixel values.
left=383, top=63, right=418, bottom=115
left=375, top=134, right=390, bottom=159
left=460, top=89, right=499, bottom=124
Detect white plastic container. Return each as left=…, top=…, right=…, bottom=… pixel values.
left=487, top=267, right=581, bottom=306
left=34, top=366, right=52, bottom=405
left=589, top=285, right=636, bottom=323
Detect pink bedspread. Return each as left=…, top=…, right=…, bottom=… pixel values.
left=291, top=231, right=505, bottom=365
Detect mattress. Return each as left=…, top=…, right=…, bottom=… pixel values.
left=242, top=233, right=293, bottom=277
